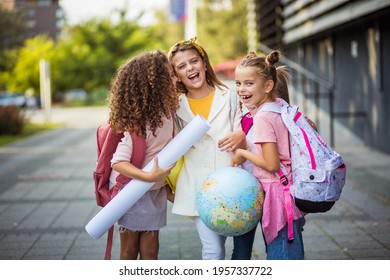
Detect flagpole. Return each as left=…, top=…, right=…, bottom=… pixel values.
left=185, top=0, right=197, bottom=39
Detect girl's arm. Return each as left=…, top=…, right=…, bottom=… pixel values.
left=305, top=116, right=317, bottom=131
left=233, top=142, right=280, bottom=173
left=218, top=130, right=247, bottom=152
left=112, top=157, right=175, bottom=183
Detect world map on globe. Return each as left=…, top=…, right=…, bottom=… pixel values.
left=196, top=167, right=264, bottom=236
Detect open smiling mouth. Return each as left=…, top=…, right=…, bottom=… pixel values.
left=240, top=95, right=252, bottom=100
left=188, top=73, right=199, bottom=80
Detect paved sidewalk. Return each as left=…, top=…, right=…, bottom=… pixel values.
left=0, top=107, right=389, bottom=260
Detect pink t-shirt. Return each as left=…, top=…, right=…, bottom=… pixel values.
left=109, top=116, right=174, bottom=191
left=253, top=103, right=291, bottom=183
left=253, top=102, right=304, bottom=244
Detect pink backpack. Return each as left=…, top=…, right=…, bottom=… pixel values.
left=93, top=122, right=146, bottom=259
left=260, top=99, right=346, bottom=242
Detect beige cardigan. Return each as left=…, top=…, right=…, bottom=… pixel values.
left=172, top=87, right=243, bottom=216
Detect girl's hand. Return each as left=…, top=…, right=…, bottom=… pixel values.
left=165, top=184, right=175, bottom=203
left=305, top=116, right=317, bottom=131
left=218, top=131, right=247, bottom=152
left=231, top=148, right=247, bottom=166
left=147, top=157, right=176, bottom=182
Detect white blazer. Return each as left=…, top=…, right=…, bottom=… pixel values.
left=172, top=87, right=243, bottom=216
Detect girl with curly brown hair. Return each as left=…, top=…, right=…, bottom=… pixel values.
left=108, top=50, right=179, bottom=260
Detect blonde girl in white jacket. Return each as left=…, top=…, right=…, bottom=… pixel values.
left=168, top=37, right=247, bottom=259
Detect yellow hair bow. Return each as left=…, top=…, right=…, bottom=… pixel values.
left=168, top=36, right=205, bottom=58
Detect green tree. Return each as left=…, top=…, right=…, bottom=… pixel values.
left=0, top=49, right=18, bottom=91
left=149, top=9, right=185, bottom=52
left=52, top=7, right=157, bottom=96
left=1, top=1, right=249, bottom=100
left=0, top=4, right=25, bottom=90
left=197, top=0, right=248, bottom=65
left=7, top=35, right=55, bottom=93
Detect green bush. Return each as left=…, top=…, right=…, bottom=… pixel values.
left=0, top=106, right=26, bottom=135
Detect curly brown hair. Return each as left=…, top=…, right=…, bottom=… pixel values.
left=108, top=50, right=179, bottom=138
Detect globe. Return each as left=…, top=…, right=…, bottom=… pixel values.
left=196, top=167, right=264, bottom=236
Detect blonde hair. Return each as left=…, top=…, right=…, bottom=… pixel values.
left=273, top=65, right=290, bottom=104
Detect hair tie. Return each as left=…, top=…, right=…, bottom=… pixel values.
left=168, top=36, right=205, bottom=58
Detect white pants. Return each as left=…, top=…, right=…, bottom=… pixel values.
left=194, top=216, right=227, bottom=260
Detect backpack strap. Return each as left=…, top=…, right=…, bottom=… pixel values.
left=260, top=101, right=295, bottom=242
left=104, top=131, right=146, bottom=260
left=281, top=106, right=317, bottom=170
left=241, top=112, right=253, bottom=135
left=276, top=166, right=294, bottom=243
left=114, top=132, right=146, bottom=187
left=104, top=226, right=115, bottom=260
left=259, top=101, right=282, bottom=114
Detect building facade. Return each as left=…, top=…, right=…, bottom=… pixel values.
left=1, top=0, right=62, bottom=41
left=255, top=0, right=390, bottom=154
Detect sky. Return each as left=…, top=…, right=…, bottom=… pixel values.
left=59, top=0, right=169, bottom=26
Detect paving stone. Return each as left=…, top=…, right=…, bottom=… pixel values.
left=0, top=108, right=389, bottom=261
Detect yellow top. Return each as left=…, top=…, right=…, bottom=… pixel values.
left=187, top=92, right=215, bottom=119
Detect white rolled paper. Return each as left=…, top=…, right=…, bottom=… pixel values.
left=85, top=114, right=211, bottom=239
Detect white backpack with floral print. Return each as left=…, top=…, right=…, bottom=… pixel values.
left=260, top=99, right=347, bottom=214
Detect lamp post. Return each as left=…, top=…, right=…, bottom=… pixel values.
left=39, top=59, right=52, bottom=123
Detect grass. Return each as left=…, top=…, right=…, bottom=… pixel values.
left=0, top=122, right=63, bottom=147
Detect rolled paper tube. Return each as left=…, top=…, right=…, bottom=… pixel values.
left=85, top=114, right=211, bottom=239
